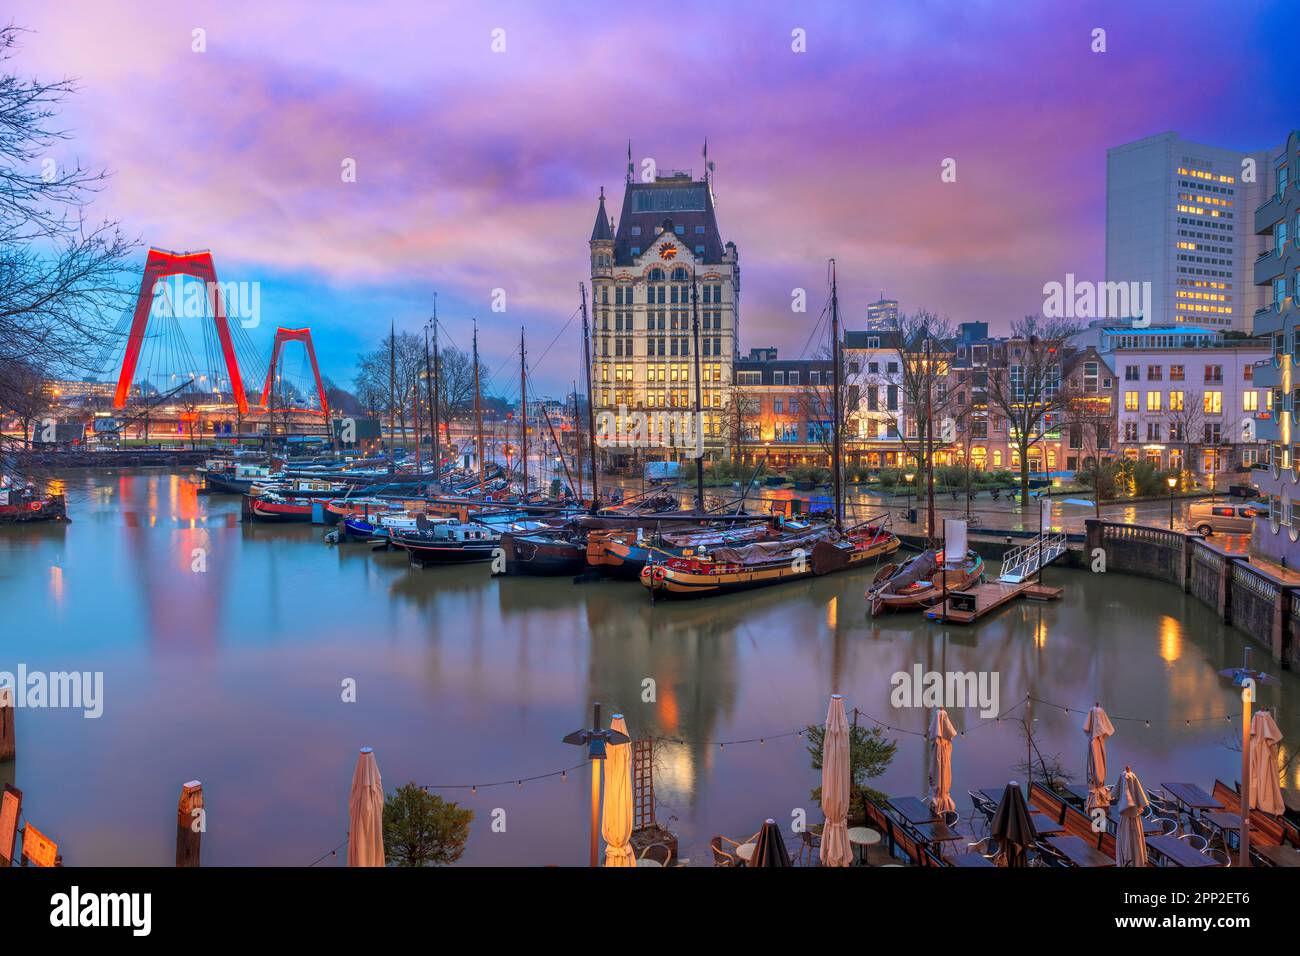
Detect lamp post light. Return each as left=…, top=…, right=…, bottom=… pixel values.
left=904, top=471, right=915, bottom=525
left=1208, top=469, right=1216, bottom=504
left=1167, top=474, right=1178, bottom=530
left=562, top=701, right=630, bottom=867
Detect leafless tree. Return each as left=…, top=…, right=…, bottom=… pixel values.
left=888, top=310, right=960, bottom=543
left=984, top=314, right=1082, bottom=505
left=0, top=26, right=136, bottom=480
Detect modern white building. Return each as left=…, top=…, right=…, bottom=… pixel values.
left=1106, top=132, right=1273, bottom=332
left=1100, top=325, right=1267, bottom=475
left=588, top=170, right=741, bottom=464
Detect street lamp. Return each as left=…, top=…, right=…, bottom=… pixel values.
left=1208, top=470, right=1216, bottom=503
left=1167, top=474, right=1178, bottom=530
left=561, top=701, right=630, bottom=867
left=904, top=471, right=915, bottom=525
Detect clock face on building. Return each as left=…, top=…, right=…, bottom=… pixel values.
left=658, top=245, right=677, bottom=260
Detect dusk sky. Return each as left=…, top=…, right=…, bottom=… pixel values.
left=11, top=0, right=1300, bottom=397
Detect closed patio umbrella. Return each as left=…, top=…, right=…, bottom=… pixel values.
left=1114, top=766, right=1149, bottom=867
left=990, top=781, right=1037, bottom=867
left=1083, top=703, right=1115, bottom=812
left=1248, top=710, right=1285, bottom=816
left=749, top=819, right=792, bottom=867
left=929, top=708, right=957, bottom=816
left=601, top=714, right=635, bottom=867
left=820, top=694, right=853, bottom=867
left=347, top=747, right=385, bottom=867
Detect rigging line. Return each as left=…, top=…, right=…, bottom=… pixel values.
left=797, top=293, right=832, bottom=360
left=531, top=305, right=582, bottom=372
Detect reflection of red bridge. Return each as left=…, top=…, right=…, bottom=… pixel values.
left=112, top=247, right=329, bottom=417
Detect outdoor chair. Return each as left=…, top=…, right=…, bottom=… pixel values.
left=1034, top=841, right=1072, bottom=867
left=942, top=810, right=961, bottom=829
left=1179, top=833, right=1209, bottom=853
left=966, top=836, right=1001, bottom=864
left=1203, top=847, right=1231, bottom=867
left=710, top=836, right=737, bottom=867
left=1152, top=816, right=1180, bottom=837
left=639, top=843, right=672, bottom=867
left=796, top=825, right=822, bottom=867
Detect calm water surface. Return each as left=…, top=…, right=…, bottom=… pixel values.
left=1, top=469, right=1294, bottom=865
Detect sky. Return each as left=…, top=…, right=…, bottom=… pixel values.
left=8, top=0, right=1300, bottom=398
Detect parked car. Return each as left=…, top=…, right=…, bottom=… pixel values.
left=1188, top=500, right=1260, bottom=536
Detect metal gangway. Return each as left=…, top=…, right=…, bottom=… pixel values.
left=997, top=532, right=1068, bottom=584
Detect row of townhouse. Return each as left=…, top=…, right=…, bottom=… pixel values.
left=726, top=322, right=1267, bottom=480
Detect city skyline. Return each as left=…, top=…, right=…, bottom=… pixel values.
left=9, top=0, right=1300, bottom=395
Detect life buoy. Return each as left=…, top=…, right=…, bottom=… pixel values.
left=29, top=501, right=43, bottom=512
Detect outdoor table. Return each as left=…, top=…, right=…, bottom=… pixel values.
left=735, top=843, right=756, bottom=864
left=636, top=858, right=662, bottom=867
left=1255, top=844, right=1300, bottom=867
left=1046, top=835, right=1115, bottom=867
left=847, top=826, right=881, bottom=866
left=949, top=851, right=995, bottom=867
left=1204, top=811, right=1256, bottom=850
left=915, top=820, right=965, bottom=844
left=1027, top=812, right=1065, bottom=836
left=1146, top=834, right=1220, bottom=867
left=1063, top=784, right=1092, bottom=807
left=889, top=796, right=940, bottom=825
left=1105, top=808, right=1163, bottom=835
left=1161, top=782, right=1223, bottom=813
left=978, top=788, right=1013, bottom=807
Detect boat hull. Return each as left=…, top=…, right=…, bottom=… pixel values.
left=869, top=552, right=985, bottom=615
left=391, top=534, right=498, bottom=565
left=0, top=494, right=67, bottom=524
left=248, top=498, right=314, bottom=522
left=500, top=531, right=586, bottom=576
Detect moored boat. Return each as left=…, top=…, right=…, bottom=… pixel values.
left=0, top=486, right=67, bottom=523
left=248, top=494, right=314, bottom=522
left=640, top=523, right=899, bottom=599
left=499, top=525, right=587, bottom=576
left=867, top=549, right=984, bottom=616
left=391, top=517, right=500, bottom=565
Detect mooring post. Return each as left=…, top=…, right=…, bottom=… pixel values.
left=176, top=780, right=203, bottom=867
left=0, top=685, right=14, bottom=763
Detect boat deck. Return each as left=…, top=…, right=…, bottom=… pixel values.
left=924, top=579, right=1063, bottom=624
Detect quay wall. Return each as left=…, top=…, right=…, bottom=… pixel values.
left=11, top=450, right=208, bottom=469
left=1085, top=519, right=1295, bottom=670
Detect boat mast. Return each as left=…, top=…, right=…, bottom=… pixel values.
left=572, top=379, right=585, bottom=503
left=413, top=329, right=422, bottom=491
left=925, top=328, right=936, bottom=548
left=427, top=296, right=439, bottom=483
left=473, top=319, right=485, bottom=492
left=830, top=260, right=843, bottom=533
left=579, top=282, right=599, bottom=513
left=690, top=268, right=705, bottom=512
left=519, top=327, right=528, bottom=498
left=388, top=320, right=396, bottom=475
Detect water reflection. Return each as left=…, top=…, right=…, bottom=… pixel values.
left=0, top=469, right=1293, bottom=865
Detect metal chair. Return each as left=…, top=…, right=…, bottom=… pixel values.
left=966, top=836, right=1001, bottom=864
left=1152, top=816, right=1180, bottom=837
left=1179, top=833, right=1209, bottom=853
left=639, top=843, right=672, bottom=867
left=1034, top=841, right=1071, bottom=867
left=1203, top=847, right=1232, bottom=867
left=795, top=825, right=822, bottom=867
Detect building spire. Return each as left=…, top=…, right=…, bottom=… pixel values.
left=590, top=187, right=613, bottom=242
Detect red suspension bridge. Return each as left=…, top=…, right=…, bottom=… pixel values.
left=94, top=247, right=331, bottom=436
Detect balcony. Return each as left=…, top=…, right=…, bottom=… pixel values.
left=1255, top=193, right=1285, bottom=235
left=1254, top=251, right=1284, bottom=286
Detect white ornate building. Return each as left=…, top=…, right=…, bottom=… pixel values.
left=588, top=170, right=740, bottom=464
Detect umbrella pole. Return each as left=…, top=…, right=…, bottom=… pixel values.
left=1240, top=687, right=1251, bottom=867
left=591, top=760, right=601, bottom=868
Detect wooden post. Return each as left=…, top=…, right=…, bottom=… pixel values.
left=0, top=685, right=14, bottom=763
left=176, top=780, right=203, bottom=867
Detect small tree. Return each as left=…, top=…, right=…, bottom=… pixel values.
left=382, top=782, right=473, bottom=867
left=805, top=722, right=897, bottom=824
